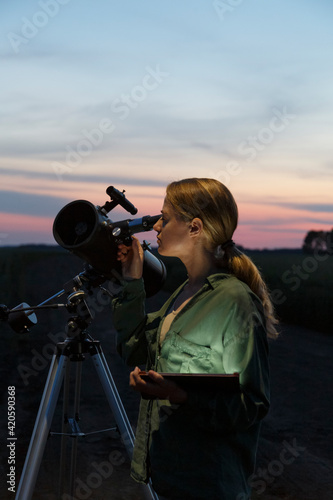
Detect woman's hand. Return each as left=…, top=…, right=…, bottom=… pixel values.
left=129, top=366, right=188, bottom=404
left=117, top=236, right=144, bottom=280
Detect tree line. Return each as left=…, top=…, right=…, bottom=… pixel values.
left=302, top=229, right=333, bottom=254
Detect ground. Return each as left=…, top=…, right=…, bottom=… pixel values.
left=1, top=289, right=332, bottom=500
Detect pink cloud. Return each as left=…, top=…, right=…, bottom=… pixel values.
left=0, top=213, right=54, bottom=245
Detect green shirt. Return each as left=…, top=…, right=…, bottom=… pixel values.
left=112, top=273, right=270, bottom=500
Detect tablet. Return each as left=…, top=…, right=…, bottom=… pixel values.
left=139, top=371, right=240, bottom=392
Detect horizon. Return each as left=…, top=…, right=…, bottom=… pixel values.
left=1, top=1, right=333, bottom=249
left=0, top=242, right=306, bottom=253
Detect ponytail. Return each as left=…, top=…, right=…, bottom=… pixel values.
left=223, top=245, right=279, bottom=339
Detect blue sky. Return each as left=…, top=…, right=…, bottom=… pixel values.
left=1, top=0, right=332, bottom=248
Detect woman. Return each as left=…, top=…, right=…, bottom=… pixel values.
left=112, top=178, right=278, bottom=500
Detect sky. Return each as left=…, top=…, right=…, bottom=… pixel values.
left=0, top=0, right=332, bottom=250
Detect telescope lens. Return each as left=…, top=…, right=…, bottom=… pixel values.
left=53, top=200, right=98, bottom=247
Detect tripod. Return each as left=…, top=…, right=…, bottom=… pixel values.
left=13, top=272, right=159, bottom=500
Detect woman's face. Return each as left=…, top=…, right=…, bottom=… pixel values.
left=153, top=199, right=191, bottom=258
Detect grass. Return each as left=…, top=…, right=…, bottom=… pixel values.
left=0, top=245, right=64, bottom=305
left=247, top=250, right=333, bottom=333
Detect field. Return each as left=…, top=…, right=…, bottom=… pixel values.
left=0, top=245, right=332, bottom=499
left=0, top=245, right=332, bottom=335
left=247, top=249, right=333, bottom=334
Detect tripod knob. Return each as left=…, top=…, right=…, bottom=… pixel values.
left=67, top=291, right=86, bottom=307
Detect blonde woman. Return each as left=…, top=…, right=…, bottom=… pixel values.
left=112, top=178, right=278, bottom=500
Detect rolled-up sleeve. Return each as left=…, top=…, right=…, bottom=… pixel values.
left=112, top=279, right=148, bottom=366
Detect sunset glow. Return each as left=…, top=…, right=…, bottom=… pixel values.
left=1, top=1, right=332, bottom=249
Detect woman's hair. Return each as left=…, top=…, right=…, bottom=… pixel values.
left=166, top=178, right=279, bottom=339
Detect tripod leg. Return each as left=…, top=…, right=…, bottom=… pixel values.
left=16, top=353, right=69, bottom=500
left=59, top=360, right=85, bottom=499
left=91, top=348, right=160, bottom=500
left=91, top=350, right=135, bottom=456
left=69, top=362, right=83, bottom=497
left=59, top=360, right=71, bottom=498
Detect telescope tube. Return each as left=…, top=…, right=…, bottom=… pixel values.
left=53, top=200, right=166, bottom=297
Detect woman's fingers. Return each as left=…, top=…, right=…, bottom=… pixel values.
left=129, top=368, right=188, bottom=403
left=117, top=237, right=144, bottom=279
left=117, top=243, right=132, bottom=261
left=129, top=367, right=150, bottom=392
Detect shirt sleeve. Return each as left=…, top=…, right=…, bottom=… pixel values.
left=112, top=278, right=149, bottom=366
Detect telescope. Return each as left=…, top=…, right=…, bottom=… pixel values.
left=53, top=185, right=166, bottom=297
left=0, top=186, right=164, bottom=500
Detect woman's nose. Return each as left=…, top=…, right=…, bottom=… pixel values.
left=153, top=217, right=162, bottom=232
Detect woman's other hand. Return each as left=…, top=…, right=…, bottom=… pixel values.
left=129, top=367, right=188, bottom=404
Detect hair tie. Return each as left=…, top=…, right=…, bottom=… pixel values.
left=221, top=239, right=235, bottom=250
left=214, top=240, right=235, bottom=259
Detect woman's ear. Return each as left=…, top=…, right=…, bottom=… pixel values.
left=189, top=218, right=203, bottom=236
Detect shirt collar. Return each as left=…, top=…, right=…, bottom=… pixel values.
left=205, top=271, right=231, bottom=289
